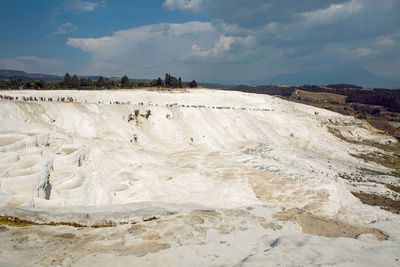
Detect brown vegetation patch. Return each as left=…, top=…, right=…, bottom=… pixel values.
left=352, top=152, right=400, bottom=177
left=352, top=192, right=400, bottom=214
left=274, top=208, right=388, bottom=240
left=293, top=90, right=347, bottom=104
left=386, top=184, right=400, bottom=194
left=0, top=216, right=118, bottom=228
left=367, top=119, right=400, bottom=138
left=0, top=216, right=38, bottom=227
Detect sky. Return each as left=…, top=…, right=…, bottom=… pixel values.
left=0, top=0, right=399, bottom=86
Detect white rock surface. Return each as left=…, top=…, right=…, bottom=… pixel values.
left=0, top=89, right=399, bottom=266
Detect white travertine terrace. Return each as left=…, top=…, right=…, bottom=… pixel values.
left=0, top=89, right=399, bottom=266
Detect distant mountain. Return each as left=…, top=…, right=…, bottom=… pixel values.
left=0, top=70, right=158, bottom=83
left=254, top=67, right=400, bottom=89
left=0, top=70, right=63, bottom=81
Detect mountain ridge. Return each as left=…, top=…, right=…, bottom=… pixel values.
left=0, top=69, right=62, bottom=81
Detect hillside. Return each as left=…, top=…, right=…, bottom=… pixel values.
left=0, top=89, right=399, bottom=265
left=292, top=89, right=347, bottom=104
left=0, top=69, right=62, bottom=81
left=226, top=84, right=400, bottom=140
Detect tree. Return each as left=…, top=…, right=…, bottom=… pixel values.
left=97, top=76, right=105, bottom=87
left=130, top=80, right=137, bottom=87
left=165, top=73, right=171, bottom=87
left=121, top=75, right=129, bottom=87
left=150, top=79, right=158, bottom=87
left=71, top=74, right=80, bottom=88
left=105, top=78, right=118, bottom=89
left=178, top=77, right=183, bottom=88
left=169, top=76, right=179, bottom=87
left=45, top=81, right=59, bottom=89
left=63, top=73, right=72, bottom=88
left=35, top=80, right=45, bottom=89
left=87, top=78, right=93, bottom=87
left=26, top=81, right=35, bottom=89
left=157, top=77, right=163, bottom=87
left=80, top=77, right=88, bottom=87
left=190, top=80, right=197, bottom=88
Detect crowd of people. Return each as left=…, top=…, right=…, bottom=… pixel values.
left=0, top=94, right=75, bottom=103
left=0, top=94, right=272, bottom=112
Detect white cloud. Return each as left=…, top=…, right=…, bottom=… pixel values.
left=0, top=56, right=66, bottom=74
left=375, top=37, right=396, bottom=47
left=189, top=35, right=234, bottom=59
left=163, top=0, right=202, bottom=11
left=184, top=35, right=255, bottom=61
left=63, top=0, right=105, bottom=12
left=66, top=22, right=220, bottom=77
left=351, top=48, right=375, bottom=58
left=54, top=22, right=79, bottom=35
left=300, top=0, right=363, bottom=24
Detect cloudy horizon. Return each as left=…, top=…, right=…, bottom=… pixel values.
left=0, top=0, right=399, bottom=87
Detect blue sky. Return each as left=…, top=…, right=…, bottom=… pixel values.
left=0, top=0, right=399, bottom=86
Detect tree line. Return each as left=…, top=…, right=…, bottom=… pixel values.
left=0, top=73, right=197, bottom=90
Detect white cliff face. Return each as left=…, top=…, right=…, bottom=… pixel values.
left=0, top=89, right=399, bottom=266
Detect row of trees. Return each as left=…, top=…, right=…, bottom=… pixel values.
left=0, top=73, right=198, bottom=90
left=120, top=73, right=197, bottom=89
